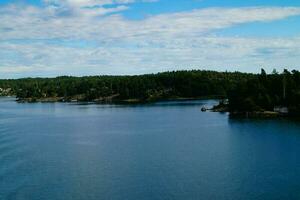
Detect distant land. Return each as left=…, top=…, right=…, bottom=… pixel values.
left=0, top=69, right=299, bottom=117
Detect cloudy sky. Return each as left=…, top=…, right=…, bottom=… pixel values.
left=1, top=0, right=300, bottom=78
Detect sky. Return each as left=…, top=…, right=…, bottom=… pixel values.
left=1, top=0, right=300, bottom=78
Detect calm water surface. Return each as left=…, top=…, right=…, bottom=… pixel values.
left=0, top=97, right=300, bottom=200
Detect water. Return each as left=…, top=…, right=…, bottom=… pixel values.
left=0, top=97, right=300, bottom=200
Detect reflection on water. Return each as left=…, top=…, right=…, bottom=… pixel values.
left=0, top=97, right=300, bottom=200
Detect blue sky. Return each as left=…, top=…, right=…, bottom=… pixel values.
left=0, top=0, right=300, bottom=78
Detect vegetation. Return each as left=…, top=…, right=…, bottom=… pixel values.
left=0, top=70, right=253, bottom=103
left=228, top=69, right=300, bottom=117
left=0, top=69, right=300, bottom=116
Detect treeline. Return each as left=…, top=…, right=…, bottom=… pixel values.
left=1, top=69, right=299, bottom=114
left=0, top=70, right=253, bottom=102
left=228, top=69, right=300, bottom=115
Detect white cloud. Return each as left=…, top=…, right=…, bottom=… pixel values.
left=1, top=6, right=300, bottom=40
left=0, top=66, right=35, bottom=73
left=43, top=0, right=159, bottom=17
left=0, top=3, right=300, bottom=77
left=45, top=0, right=156, bottom=7
left=1, top=36, right=300, bottom=76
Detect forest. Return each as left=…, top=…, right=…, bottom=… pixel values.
left=228, top=69, right=300, bottom=116
left=0, top=69, right=299, bottom=115
left=0, top=70, right=253, bottom=102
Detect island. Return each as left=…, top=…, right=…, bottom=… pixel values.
left=0, top=69, right=299, bottom=117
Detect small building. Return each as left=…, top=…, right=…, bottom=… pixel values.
left=274, top=106, right=289, bottom=114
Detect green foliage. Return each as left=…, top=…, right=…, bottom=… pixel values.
left=0, top=70, right=253, bottom=102
left=228, top=69, right=300, bottom=113
left=1, top=69, right=299, bottom=114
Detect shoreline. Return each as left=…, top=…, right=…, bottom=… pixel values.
left=4, top=96, right=299, bottom=119
left=15, top=95, right=225, bottom=104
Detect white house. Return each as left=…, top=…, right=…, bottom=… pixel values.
left=274, top=106, right=289, bottom=114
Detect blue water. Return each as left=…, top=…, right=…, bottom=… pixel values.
left=0, top=98, right=300, bottom=200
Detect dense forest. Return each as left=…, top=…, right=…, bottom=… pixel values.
left=228, top=69, right=300, bottom=116
left=0, top=69, right=299, bottom=115
left=0, top=70, right=253, bottom=103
